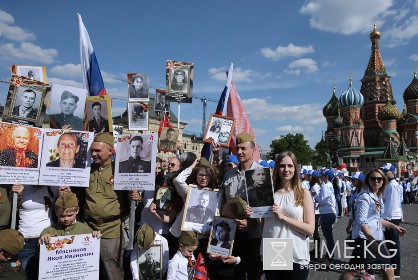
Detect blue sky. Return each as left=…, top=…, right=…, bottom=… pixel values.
left=1, top=0, right=418, bottom=152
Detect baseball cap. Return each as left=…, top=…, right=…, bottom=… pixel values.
left=351, top=172, right=365, bottom=182
left=311, top=170, right=320, bottom=178
left=259, top=160, right=269, bottom=167
left=381, top=163, right=396, bottom=172
left=223, top=154, right=239, bottom=165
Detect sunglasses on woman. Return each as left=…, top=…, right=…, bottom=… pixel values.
left=369, top=176, right=384, bottom=182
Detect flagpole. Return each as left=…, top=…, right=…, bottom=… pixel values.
left=177, top=100, right=180, bottom=156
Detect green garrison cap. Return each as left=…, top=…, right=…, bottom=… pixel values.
left=236, top=132, right=253, bottom=144
left=55, top=193, right=78, bottom=209
left=136, top=224, right=155, bottom=250
left=0, top=229, right=25, bottom=255
left=179, top=230, right=198, bottom=246
left=94, top=132, right=114, bottom=147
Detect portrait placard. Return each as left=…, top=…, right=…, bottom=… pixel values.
left=165, top=60, right=193, bottom=103
left=113, top=125, right=124, bottom=148
left=158, top=127, right=178, bottom=152
left=114, top=133, right=157, bottom=191
left=154, top=185, right=173, bottom=211
left=203, top=114, right=235, bottom=147
left=39, top=129, right=93, bottom=187
left=49, top=84, right=88, bottom=130
left=38, top=234, right=100, bottom=280
left=137, top=244, right=162, bottom=280
left=207, top=216, right=236, bottom=257
left=181, top=185, right=221, bottom=233
left=154, top=90, right=170, bottom=112
left=0, top=123, right=43, bottom=185
left=85, top=95, right=113, bottom=133
left=128, top=102, right=149, bottom=131
left=11, top=64, right=48, bottom=83
left=245, top=167, right=275, bottom=218
left=2, top=75, right=49, bottom=127
left=127, top=72, right=149, bottom=101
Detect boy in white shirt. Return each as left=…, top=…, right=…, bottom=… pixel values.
left=167, top=231, right=198, bottom=280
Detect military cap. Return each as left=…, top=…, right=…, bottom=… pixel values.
left=179, top=230, right=199, bottom=246
left=94, top=132, right=114, bottom=147
left=136, top=224, right=155, bottom=250
left=173, top=68, right=186, bottom=76
left=61, top=90, right=79, bottom=103
left=199, top=157, right=210, bottom=166
left=0, top=229, right=25, bottom=255
left=55, top=193, right=78, bottom=209
left=229, top=196, right=247, bottom=219
left=236, top=132, right=253, bottom=144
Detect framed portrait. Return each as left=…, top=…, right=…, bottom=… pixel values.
left=181, top=185, right=221, bottom=233
left=85, top=95, right=113, bottom=133
left=128, top=102, right=149, bottom=131
left=137, top=244, right=162, bottom=280
left=245, top=167, right=275, bottom=218
left=203, top=114, right=235, bottom=147
left=207, top=216, right=236, bottom=257
left=114, top=133, right=157, bottom=191
left=2, top=75, right=49, bottom=128
left=49, top=84, right=88, bottom=130
left=127, top=72, right=149, bottom=102
left=154, top=185, right=173, bottom=211
left=11, top=64, right=48, bottom=83
left=154, top=89, right=170, bottom=112
left=165, top=60, right=194, bottom=103
left=39, top=129, right=94, bottom=187
left=158, top=127, right=178, bottom=152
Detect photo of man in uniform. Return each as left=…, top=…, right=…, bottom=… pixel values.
left=50, top=90, right=83, bottom=130
left=138, top=250, right=161, bottom=280
left=0, top=126, right=38, bottom=168
left=159, top=128, right=177, bottom=151
left=154, top=92, right=170, bottom=112
left=246, top=168, right=274, bottom=207
left=12, top=89, right=38, bottom=119
left=186, top=190, right=215, bottom=225
left=210, top=220, right=232, bottom=249
left=154, top=187, right=172, bottom=211
left=46, top=133, right=85, bottom=168
left=88, top=102, right=109, bottom=133
left=170, top=68, right=188, bottom=93
left=119, top=135, right=151, bottom=173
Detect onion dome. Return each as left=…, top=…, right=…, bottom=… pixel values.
left=403, top=71, right=418, bottom=101
left=370, top=23, right=381, bottom=40
left=339, top=77, right=364, bottom=107
left=378, top=100, right=400, bottom=121
left=323, top=86, right=339, bottom=117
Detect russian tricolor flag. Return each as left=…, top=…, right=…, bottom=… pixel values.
left=201, top=63, right=233, bottom=160
left=78, top=13, right=107, bottom=96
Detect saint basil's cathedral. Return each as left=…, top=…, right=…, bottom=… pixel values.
left=323, top=24, right=418, bottom=176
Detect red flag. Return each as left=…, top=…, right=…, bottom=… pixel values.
left=158, top=112, right=173, bottom=136
left=227, top=81, right=260, bottom=162
left=194, top=253, right=209, bottom=280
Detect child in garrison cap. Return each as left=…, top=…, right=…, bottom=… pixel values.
left=0, top=229, right=26, bottom=280
left=39, top=193, right=100, bottom=244
left=130, top=224, right=169, bottom=280
left=167, top=231, right=199, bottom=280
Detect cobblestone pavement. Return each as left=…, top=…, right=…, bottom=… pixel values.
left=308, top=203, right=418, bottom=279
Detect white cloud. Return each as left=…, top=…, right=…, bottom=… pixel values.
left=0, top=9, right=36, bottom=42
left=384, top=58, right=396, bottom=67
left=48, top=77, right=83, bottom=88
left=409, top=54, right=418, bottom=61
left=242, top=98, right=325, bottom=126
left=50, top=64, right=81, bottom=78
left=284, top=69, right=301, bottom=76
left=260, top=43, right=314, bottom=61
left=110, top=105, right=127, bottom=117
left=182, top=118, right=202, bottom=126
left=253, top=128, right=267, bottom=136
left=0, top=42, right=57, bottom=64
left=276, top=125, right=305, bottom=133
left=106, top=87, right=128, bottom=101
left=208, top=66, right=270, bottom=83
left=300, top=0, right=393, bottom=35
left=101, top=71, right=125, bottom=85
left=385, top=16, right=418, bottom=47
left=286, top=58, right=319, bottom=75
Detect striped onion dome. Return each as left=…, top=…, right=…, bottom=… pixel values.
left=339, top=77, right=364, bottom=107
left=378, top=100, right=400, bottom=121
left=403, top=71, right=418, bottom=101
left=323, top=86, right=339, bottom=117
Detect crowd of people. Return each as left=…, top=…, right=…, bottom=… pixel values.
left=0, top=130, right=415, bottom=280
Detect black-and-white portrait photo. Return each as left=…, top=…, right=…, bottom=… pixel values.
left=154, top=186, right=173, bottom=211
left=86, top=99, right=110, bottom=133
left=11, top=88, right=42, bottom=120
left=49, top=84, right=87, bottom=130
left=182, top=187, right=220, bottom=232
left=128, top=102, right=149, bottom=131
left=207, top=216, right=236, bottom=257
left=118, top=135, right=152, bottom=174
left=165, top=61, right=194, bottom=103
left=245, top=167, right=274, bottom=207
left=12, top=65, right=47, bottom=83
left=203, top=114, right=235, bottom=147
left=158, top=127, right=177, bottom=152
left=170, top=68, right=188, bottom=93
left=154, top=91, right=170, bottom=112
left=137, top=245, right=162, bottom=280
left=128, top=73, right=149, bottom=101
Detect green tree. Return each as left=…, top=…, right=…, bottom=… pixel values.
left=312, top=138, right=329, bottom=168
left=269, top=133, right=313, bottom=165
